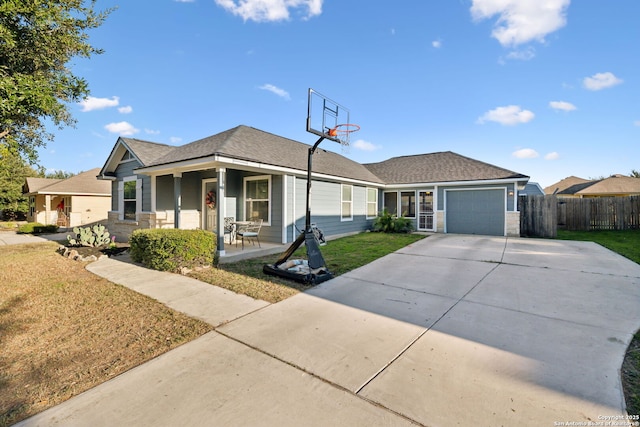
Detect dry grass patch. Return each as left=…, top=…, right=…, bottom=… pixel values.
left=0, top=243, right=212, bottom=426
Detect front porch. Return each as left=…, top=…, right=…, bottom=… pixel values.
left=219, top=240, right=287, bottom=264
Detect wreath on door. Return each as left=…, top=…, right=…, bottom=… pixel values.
left=206, top=190, right=216, bottom=209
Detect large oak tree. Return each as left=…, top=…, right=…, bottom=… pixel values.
left=0, top=0, right=112, bottom=163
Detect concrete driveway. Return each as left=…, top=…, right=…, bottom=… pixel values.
left=16, top=234, right=640, bottom=426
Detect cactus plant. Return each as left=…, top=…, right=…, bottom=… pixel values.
left=67, top=224, right=112, bottom=247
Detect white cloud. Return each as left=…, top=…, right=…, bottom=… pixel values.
left=477, top=105, right=535, bottom=125
left=170, top=137, right=183, bottom=144
left=104, top=121, right=139, bottom=136
left=118, top=106, right=133, bottom=114
left=145, top=129, right=161, bottom=135
left=215, top=0, right=322, bottom=22
left=505, top=46, right=536, bottom=61
left=549, top=101, right=576, bottom=111
left=432, top=39, right=442, bottom=49
left=583, top=72, right=623, bottom=91
left=634, top=120, right=640, bottom=127
left=79, top=96, right=119, bottom=112
left=258, top=84, right=290, bottom=100
left=512, top=148, right=539, bottom=159
left=352, top=139, right=381, bottom=152
left=470, top=0, right=570, bottom=47
left=545, top=152, right=560, bottom=160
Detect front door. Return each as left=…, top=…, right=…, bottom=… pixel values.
left=418, top=191, right=434, bottom=231
left=203, top=179, right=217, bottom=232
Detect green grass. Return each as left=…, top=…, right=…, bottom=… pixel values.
left=556, top=229, right=640, bottom=264
left=189, top=232, right=426, bottom=303
left=556, top=229, right=640, bottom=416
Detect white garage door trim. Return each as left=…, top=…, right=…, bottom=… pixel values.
left=444, top=187, right=507, bottom=236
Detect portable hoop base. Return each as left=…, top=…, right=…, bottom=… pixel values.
left=263, top=229, right=333, bottom=285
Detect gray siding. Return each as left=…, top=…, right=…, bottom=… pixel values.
left=113, top=159, right=151, bottom=211
left=293, top=178, right=372, bottom=241
left=156, top=175, right=174, bottom=210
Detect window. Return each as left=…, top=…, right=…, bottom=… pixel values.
left=383, top=192, right=398, bottom=215
left=119, top=177, right=140, bottom=221
left=341, top=185, right=353, bottom=221
left=401, top=191, right=416, bottom=217
left=244, top=176, right=270, bottom=224
left=366, top=188, right=378, bottom=218
left=29, top=196, right=35, bottom=217
left=120, top=150, right=134, bottom=162
left=123, top=180, right=137, bottom=220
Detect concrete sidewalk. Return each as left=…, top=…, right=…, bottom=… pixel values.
left=15, top=234, right=640, bottom=426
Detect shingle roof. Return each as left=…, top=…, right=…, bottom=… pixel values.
left=145, top=125, right=384, bottom=184
left=363, top=151, right=529, bottom=184
left=24, top=177, right=62, bottom=193
left=119, top=138, right=176, bottom=166
left=574, top=175, right=640, bottom=195
left=543, top=176, right=590, bottom=195
left=25, top=168, right=110, bottom=195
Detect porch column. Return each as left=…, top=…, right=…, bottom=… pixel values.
left=216, top=168, right=226, bottom=254
left=44, top=194, right=51, bottom=225
left=173, top=172, right=182, bottom=229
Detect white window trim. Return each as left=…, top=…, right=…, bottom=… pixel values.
left=366, top=187, right=378, bottom=219
left=341, top=184, right=353, bottom=222
left=243, top=175, right=271, bottom=226
left=119, top=150, right=136, bottom=164
left=118, top=176, right=142, bottom=221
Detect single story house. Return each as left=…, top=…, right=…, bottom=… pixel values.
left=98, top=125, right=529, bottom=255
left=23, top=168, right=112, bottom=227
left=544, top=175, right=640, bottom=198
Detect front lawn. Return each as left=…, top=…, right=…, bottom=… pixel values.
left=0, top=243, right=212, bottom=427
left=189, top=232, right=426, bottom=303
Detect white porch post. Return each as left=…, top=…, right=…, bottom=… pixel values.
left=216, top=168, right=226, bottom=255
left=44, top=194, right=51, bottom=225
left=151, top=175, right=157, bottom=212
left=173, top=172, right=182, bottom=229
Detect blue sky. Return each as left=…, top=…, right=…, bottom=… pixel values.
left=42, top=0, right=639, bottom=188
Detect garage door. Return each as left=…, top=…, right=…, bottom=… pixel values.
left=446, top=189, right=505, bottom=236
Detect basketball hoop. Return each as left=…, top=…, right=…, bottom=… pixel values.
left=327, top=123, right=360, bottom=146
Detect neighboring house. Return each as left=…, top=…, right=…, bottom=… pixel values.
left=518, top=182, right=544, bottom=196
left=98, top=125, right=529, bottom=255
left=23, top=168, right=112, bottom=228
left=544, top=175, right=640, bottom=198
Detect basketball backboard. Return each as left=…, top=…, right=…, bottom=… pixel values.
left=306, top=88, right=357, bottom=145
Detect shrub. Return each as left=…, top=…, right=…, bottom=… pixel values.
left=17, top=223, right=59, bottom=234
left=129, top=229, right=217, bottom=273
left=372, top=210, right=414, bottom=233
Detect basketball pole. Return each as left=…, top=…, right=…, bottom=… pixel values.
left=272, top=135, right=329, bottom=273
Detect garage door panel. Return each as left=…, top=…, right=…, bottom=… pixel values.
left=446, top=189, right=505, bottom=236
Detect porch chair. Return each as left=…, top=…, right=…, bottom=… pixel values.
left=236, top=219, right=263, bottom=249
left=223, top=217, right=235, bottom=244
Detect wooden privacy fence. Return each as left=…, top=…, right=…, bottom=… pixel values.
left=519, top=195, right=640, bottom=237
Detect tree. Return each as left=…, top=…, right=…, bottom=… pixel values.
left=0, top=147, right=39, bottom=220
left=630, top=170, right=640, bottom=178
left=0, top=1, right=113, bottom=163
left=44, top=170, right=76, bottom=179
